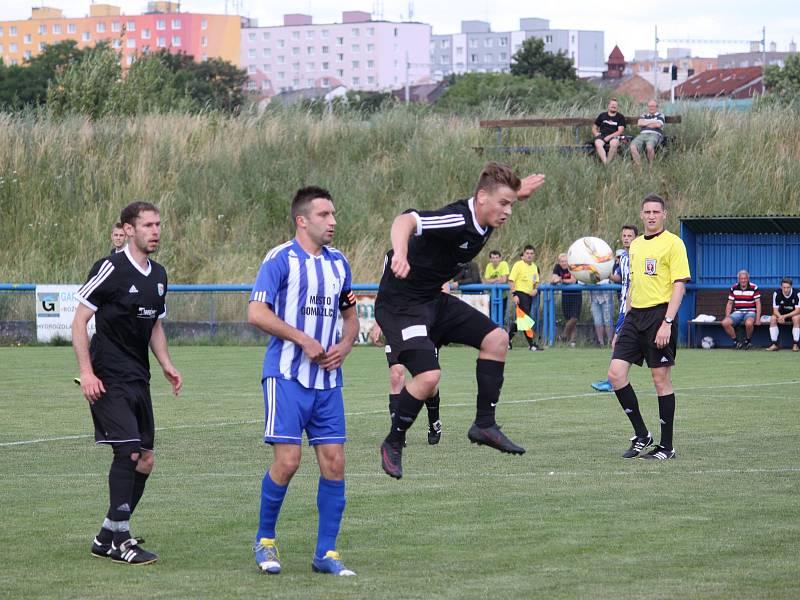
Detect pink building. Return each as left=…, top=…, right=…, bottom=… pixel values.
left=241, top=11, right=431, bottom=96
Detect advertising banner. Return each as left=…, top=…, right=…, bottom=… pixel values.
left=35, top=285, right=94, bottom=343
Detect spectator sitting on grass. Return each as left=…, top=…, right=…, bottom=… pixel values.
left=630, top=99, right=665, bottom=167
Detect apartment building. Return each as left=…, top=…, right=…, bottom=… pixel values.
left=430, top=17, right=605, bottom=79
left=0, top=2, right=241, bottom=67
left=241, top=11, right=431, bottom=95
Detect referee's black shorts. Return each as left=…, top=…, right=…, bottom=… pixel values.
left=376, top=293, right=498, bottom=372
left=612, top=303, right=677, bottom=368
left=90, top=380, right=155, bottom=451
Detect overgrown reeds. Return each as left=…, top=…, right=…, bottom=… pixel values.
left=1, top=102, right=798, bottom=284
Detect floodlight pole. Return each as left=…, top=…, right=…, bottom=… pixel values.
left=653, top=26, right=659, bottom=99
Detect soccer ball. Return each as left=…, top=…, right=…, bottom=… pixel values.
left=701, top=336, right=715, bottom=349
left=567, top=237, right=615, bottom=284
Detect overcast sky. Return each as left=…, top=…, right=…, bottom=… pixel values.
left=4, top=0, right=798, bottom=59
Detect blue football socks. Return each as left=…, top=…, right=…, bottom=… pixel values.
left=315, top=477, right=346, bottom=558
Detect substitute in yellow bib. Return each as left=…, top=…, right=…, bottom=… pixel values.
left=608, top=194, right=691, bottom=461
left=508, top=245, right=542, bottom=351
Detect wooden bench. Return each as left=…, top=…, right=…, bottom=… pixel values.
left=476, top=115, right=682, bottom=155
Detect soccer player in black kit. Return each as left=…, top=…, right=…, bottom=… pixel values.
left=376, top=162, right=546, bottom=478
left=72, top=201, right=182, bottom=564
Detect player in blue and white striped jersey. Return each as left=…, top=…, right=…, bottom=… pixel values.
left=247, top=186, right=359, bottom=576
left=591, top=224, right=638, bottom=392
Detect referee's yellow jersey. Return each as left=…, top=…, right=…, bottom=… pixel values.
left=628, top=230, right=691, bottom=308
left=509, top=260, right=540, bottom=295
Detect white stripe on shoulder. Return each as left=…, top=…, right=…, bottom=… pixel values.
left=263, top=241, right=293, bottom=264
left=77, top=260, right=115, bottom=299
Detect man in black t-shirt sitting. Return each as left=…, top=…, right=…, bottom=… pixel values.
left=766, top=277, right=800, bottom=351
left=592, top=98, right=626, bottom=165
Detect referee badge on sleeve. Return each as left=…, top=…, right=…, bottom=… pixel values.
left=157, top=283, right=165, bottom=296
left=645, top=258, right=657, bottom=276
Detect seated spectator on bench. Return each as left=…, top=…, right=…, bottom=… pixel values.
left=592, top=98, right=626, bottom=165
left=766, top=277, right=800, bottom=352
left=721, top=270, right=761, bottom=350
left=630, top=100, right=665, bottom=167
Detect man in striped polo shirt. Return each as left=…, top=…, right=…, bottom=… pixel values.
left=247, top=186, right=359, bottom=576
left=721, top=270, right=761, bottom=350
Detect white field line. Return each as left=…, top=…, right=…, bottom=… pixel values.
left=2, top=380, right=799, bottom=448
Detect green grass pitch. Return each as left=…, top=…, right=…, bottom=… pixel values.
left=1, top=345, right=798, bottom=599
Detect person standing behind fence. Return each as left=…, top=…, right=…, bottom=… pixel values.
left=721, top=270, right=761, bottom=350
left=484, top=250, right=510, bottom=324
left=508, top=245, right=543, bottom=351
left=72, top=201, right=182, bottom=565
left=110, top=222, right=126, bottom=255
left=607, top=194, right=690, bottom=460
left=551, top=253, right=582, bottom=347
left=247, top=186, right=359, bottom=576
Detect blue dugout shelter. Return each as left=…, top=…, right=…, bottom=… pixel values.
left=678, top=216, right=800, bottom=347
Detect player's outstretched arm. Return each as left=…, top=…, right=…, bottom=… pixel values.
left=248, top=300, right=326, bottom=362
left=517, top=174, right=546, bottom=200
left=150, top=319, right=182, bottom=396
left=71, top=303, right=105, bottom=404
left=320, top=306, right=359, bottom=371
left=390, top=213, right=418, bottom=279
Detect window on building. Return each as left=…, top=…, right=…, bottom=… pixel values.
left=442, top=39, right=450, bottom=49
left=112, top=39, right=121, bottom=49
left=157, top=36, right=166, bottom=47
left=81, top=32, right=90, bottom=41
left=367, top=59, right=374, bottom=69
left=38, top=24, right=46, bottom=35
left=336, top=53, right=343, bottom=62
left=440, top=56, right=448, bottom=65
left=394, top=27, right=398, bottom=36
left=277, top=39, right=285, bottom=48
left=24, top=50, right=31, bottom=59
left=545, top=35, right=552, bottom=43
left=10, top=26, right=17, bottom=36
left=499, top=38, right=507, bottom=47
left=10, top=43, right=18, bottom=52
left=321, top=29, right=329, bottom=38
left=307, top=46, right=314, bottom=55
left=247, top=80, right=257, bottom=91
left=292, top=78, right=299, bottom=86
left=201, top=36, right=208, bottom=48
left=367, top=27, right=374, bottom=36
left=127, top=38, right=136, bottom=48
left=277, top=55, right=285, bottom=64
left=352, top=28, right=360, bottom=36
left=485, top=53, right=492, bottom=63
left=456, top=46, right=463, bottom=56
left=127, top=54, right=135, bottom=65
left=306, top=30, right=314, bottom=38
left=307, top=78, right=314, bottom=86
left=201, top=19, right=207, bottom=30
left=23, top=34, right=32, bottom=44
left=336, top=36, right=343, bottom=46
left=172, top=19, right=181, bottom=29
left=127, top=22, right=136, bottom=32
left=352, top=60, right=359, bottom=68
left=112, top=22, right=121, bottom=32
left=9, top=59, right=18, bottom=65
left=500, top=52, right=507, bottom=60
left=277, top=71, right=285, bottom=79
left=68, top=24, right=76, bottom=34
left=292, top=62, right=299, bottom=71
left=336, top=68, right=343, bottom=77
left=322, top=77, right=330, bottom=87
left=247, top=64, right=256, bottom=74
left=38, top=42, right=45, bottom=51
left=262, top=47, right=270, bottom=56
left=0, top=44, right=4, bottom=52
left=248, top=48, right=256, bottom=58
left=292, top=31, right=300, bottom=39
left=322, top=45, right=329, bottom=54
left=470, top=53, right=478, bottom=62
left=367, top=75, right=375, bottom=84
left=0, top=26, right=4, bottom=37
left=171, top=36, right=180, bottom=46
left=262, top=31, right=270, bottom=40
left=248, top=32, right=256, bottom=41
left=142, top=28, right=151, bottom=39
left=156, top=20, right=165, bottom=30
left=469, top=38, right=477, bottom=48
left=292, top=47, right=299, bottom=55
left=485, top=38, right=493, bottom=47
left=352, top=76, right=359, bottom=85
left=366, top=43, right=374, bottom=52
left=352, top=44, right=359, bottom=52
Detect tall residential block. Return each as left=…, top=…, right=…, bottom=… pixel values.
left=430, top=18, right=605, bottom=79
left=241, top=11, right=431, bottom=95
left=0, top=3, right=241, bottom=67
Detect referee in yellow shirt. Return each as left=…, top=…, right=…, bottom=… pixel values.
left=508, top=245, right=542, bottom=351
left=608, top=194, right=691, bottom=460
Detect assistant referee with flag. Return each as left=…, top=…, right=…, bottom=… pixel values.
left=607, top=194, right=691, bottom=460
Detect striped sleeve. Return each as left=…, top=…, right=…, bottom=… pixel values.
left=250, top=247, right=288, bottom=307
left=75, top=259, right=115, bottom=312
left=408, top=206, right=467, bottom=238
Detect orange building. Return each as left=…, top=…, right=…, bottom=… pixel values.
left=0, top=3, right=241, bottom=67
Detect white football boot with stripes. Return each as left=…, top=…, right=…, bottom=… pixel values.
left=110, top=538, right=158, bottom=565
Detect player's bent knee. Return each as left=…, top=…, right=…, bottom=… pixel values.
left=413, top=369, right=441, bottom=393
left=481, top=327, right=509, bottom=353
